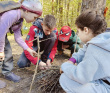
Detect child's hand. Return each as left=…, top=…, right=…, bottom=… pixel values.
left=62, top=45, right=69, bottom=49
left=0, top=52, right=4, bottom=61
left=26, top=48, right=37, bottom=57
left=60, top=68, right=63, bottom=74
left=67, top=61, right=77, bottom=65
left=74, top=63, right=77, bottom=66
left=39, top=61, right=48, bottom=70
left=33, top=52, right=38, bottom=57
left=67, top=60, right=74, bottom=64
left=46, top=59, right=51, bottom=69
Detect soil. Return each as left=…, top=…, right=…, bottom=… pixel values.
left=0, top=35, right=71, bottom=93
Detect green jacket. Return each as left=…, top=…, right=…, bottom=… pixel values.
left=57, top=30, right=81, bottom=52
left=64, top=30, right=81, bottom=45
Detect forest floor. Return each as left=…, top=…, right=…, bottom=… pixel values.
left=0, top=35, right=71, bottom=93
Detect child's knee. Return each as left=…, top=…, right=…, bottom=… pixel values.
left=59, top=74, right=75, bottom=93
left=59, top=73, right=67, bottom=86
left=17, top=60, right=26, bottom=68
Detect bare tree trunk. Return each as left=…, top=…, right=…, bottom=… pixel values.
left=71, top=7, right=74, bottom=28
left=41, top=0, right=43, bottom=17
left=59, top=0, right=63, bottom=27
left=63, top=0, right=67, bottom=26
left=77, top=2, right=81, bottom=16
left=55, top=0, right=59, bottom=28
left=66, top=0, right=70, bottom=26
left=81, top=0, right=106, bottom=16
left=52, top=0, right=54, bottom=15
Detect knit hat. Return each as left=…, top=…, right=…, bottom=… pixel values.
left=20, top=0, right=42, bottom=16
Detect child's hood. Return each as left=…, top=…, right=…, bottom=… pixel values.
left=87, top=32, right=110, bottom=52
left=33, top=18, right=43, bottom=30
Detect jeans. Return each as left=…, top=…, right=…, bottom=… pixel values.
left=0, top=35, right=13, bottom=75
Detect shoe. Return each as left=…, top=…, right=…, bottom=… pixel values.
left=5, top=72, right=20, bottom=82
left=0, top=80, right=6, bottom=88
left=26, top=62, right=31, bottom=67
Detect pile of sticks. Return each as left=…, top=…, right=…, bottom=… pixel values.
left=32, top=66, right=62, bottom=93
left=12, top=66, right=64, bottom=93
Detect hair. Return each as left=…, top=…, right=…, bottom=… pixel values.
left=75, top=9, right=107, bottom=36
left=43, top=15, right=56, bottom=29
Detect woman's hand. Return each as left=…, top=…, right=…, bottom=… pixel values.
left=26, top=48, right=37, bottom=57
left=0, top=52, right=4, bottom=61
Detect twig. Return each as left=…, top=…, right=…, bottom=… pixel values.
left=29, top=36, right=40, bottom=93
left=28, top=31, right=72, bottom=43
left=74, top=32, right=78, bottom=53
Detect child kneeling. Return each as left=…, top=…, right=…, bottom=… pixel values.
left=60, top=9, right=110, bottom=93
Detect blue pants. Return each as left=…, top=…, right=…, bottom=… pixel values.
left=59, top=73, right=110, bottom=93
left=17, top=46, right=37, bottom=68
left=0, top=35, right=13, bottom=75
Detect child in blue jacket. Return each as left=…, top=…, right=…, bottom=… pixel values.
left=60, top=9, right=110, bottom=93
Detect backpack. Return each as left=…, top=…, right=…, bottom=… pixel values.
left=0, top=1, right=22, bottom=34
left=0, top=1, right=21, bottom=14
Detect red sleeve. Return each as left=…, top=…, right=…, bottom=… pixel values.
left=24, top=25, right=40, bottom=65
left=48, top=28, right=58, bottom=62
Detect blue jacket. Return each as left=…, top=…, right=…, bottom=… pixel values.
left=61, top=32, right=110, bottom=85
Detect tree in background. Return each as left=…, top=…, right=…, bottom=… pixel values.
left=0, top=0, right=110, bottom=32
left=81, top=0, right=106, bottom=14
left=81, top=0, right=110, bottom=28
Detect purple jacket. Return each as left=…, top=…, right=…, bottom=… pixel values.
left=0, top=9, right=28, bottom=52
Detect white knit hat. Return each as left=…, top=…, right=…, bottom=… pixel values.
left=19, top=0, right=42, bottom=16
